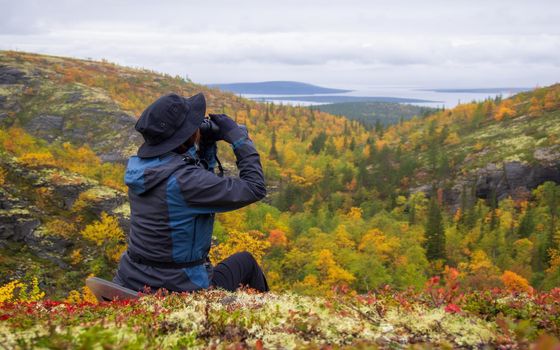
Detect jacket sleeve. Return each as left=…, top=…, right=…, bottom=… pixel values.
left=175, top=128, right=267, bottom=213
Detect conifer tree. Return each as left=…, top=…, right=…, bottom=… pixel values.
left=309, top=131, right=327, bottom=154
left=488, top=187, right=498, bottom=231
left=408, top=197, right=417, bottom=225
left=425, top=196, right=446, bottom=261
left=518, top=206, right=535, bottom=239
left=269, top=129, right=279, bottom=161
left=374, top=119, right=384, bottom=136
left=264, top=102, right=270, bottom=122
left=349, top=137, right=356, bottom=151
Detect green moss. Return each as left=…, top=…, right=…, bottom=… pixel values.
left=0, top=207, right=32, bottom=216
left=112, top=203, right=131, bottom=219
left=79, top=186, right=120, bottom=201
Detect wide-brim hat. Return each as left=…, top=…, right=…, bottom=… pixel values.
left=135, top=92, right=206, bottom=158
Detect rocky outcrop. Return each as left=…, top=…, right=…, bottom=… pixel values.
left=0, top=65, right=28, bottom=84
left=24, top=115, right=64, bottom=142
left=95, top=113, right=143, bottom=163
left=65, top=92, right=82, bottom=104
left=533, top=146, right=560, bottom=167
left=0, top=155, right=128, bottom=268
left=0, top=206, right=40, bottom=244
left=77, top=186, right=128, bottom=217
left=0, top=186, right=71, bottom=268
left=473, top=161, right=560, bottom=201
left=411, top=148, right=560, bottom=210
left=24, top=228, right=72, bottom=269
left=0, top=61, right=143, bottom=163
left=0, top=95, right=21, bottom=118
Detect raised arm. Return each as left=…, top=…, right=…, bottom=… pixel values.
left=174, top=115, right=266, bottom=212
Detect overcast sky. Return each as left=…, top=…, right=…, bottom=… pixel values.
left=1, top=0, right=559, bottom=89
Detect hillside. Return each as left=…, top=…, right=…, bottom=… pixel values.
left=379, top=87, right=560, bottom=208
left=0, top=50, right=372, bottom=297
left=0, top=51, right=560, bottom=346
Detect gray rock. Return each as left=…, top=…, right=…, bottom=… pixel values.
left=410, top=160, right=560, bottom=211
left=534, top=146, right=560, bottom=166
left=116, top=113, right=137, bottom=124
left=62, top=125, right=87, bottom=140
left=409, top=184, right=433, bottom=195
left=81, top=107, right=105, bottom=114
left=100, top=152, right=128, bottom=163
left=65, top=92, right=82, bottom=103
left=0, top=99, right=22, bottom=115
left=53, top=182, right=93, bottom=210
left=24, top=229, right=72, bottom=269
left=0, top=65, right=28, bottom=84
left=0, top=210, right=40, bottom=242
left=83, top=190, right=127, bottom=216
left=25, top=115, right=64, bottom=142
left=475, top=161, right=560, bottom=201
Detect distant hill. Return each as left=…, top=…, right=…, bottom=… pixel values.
left=208, top=81, right=352, bottom=95
left=312, top=102, right=437, bottom=127
left=253, top=95, right=437, bottom=104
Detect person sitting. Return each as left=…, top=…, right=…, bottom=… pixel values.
left=113, top=92, right=269, bottom=293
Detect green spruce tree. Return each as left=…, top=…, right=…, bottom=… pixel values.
left=269, top=128, right=279, bottom=161
left=425, top=196, right=446, bottom=261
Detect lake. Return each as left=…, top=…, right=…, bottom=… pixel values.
left=239, top=85, right=531, bottom=108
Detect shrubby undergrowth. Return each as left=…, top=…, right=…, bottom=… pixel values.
left=1, top=276, right=559, bottom=349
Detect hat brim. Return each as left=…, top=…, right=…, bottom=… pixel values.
left=137, top=93, right=206, bottom=158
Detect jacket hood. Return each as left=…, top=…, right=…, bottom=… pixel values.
left=125, top=151, right=196, bottom=195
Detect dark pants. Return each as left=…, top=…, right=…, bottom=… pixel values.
left=211, top=251, right=269, bottom=292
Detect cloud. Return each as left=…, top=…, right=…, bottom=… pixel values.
left=0, top=0, right=559, bottom=87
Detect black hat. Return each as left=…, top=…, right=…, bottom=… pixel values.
left=135, top=93, right=206, bottom=158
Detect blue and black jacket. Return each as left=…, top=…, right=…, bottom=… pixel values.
left=113, top=127, right=266, bottom=292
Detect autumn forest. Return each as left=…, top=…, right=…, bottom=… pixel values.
left=1, top=51, right=560, bottom=347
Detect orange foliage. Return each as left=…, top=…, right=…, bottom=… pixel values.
left=501, top=270, right=533, bottom=294
left=358, top=228, right=399, bottom=262
left=473, top=141, right=485, bottom=151
left=316, top=249, right=355, bottom=286
left=453, top=208, right=462, bottom=223
left=528, top=97, right=543, bottom=117
left=45, top=219, right=76, bottom=238
left=268, top=229, right=288, bottom=247
left=345, top=178, right=357, bottom=192
left=210, top=230, right=270, bottom=265
left=19, top=152, right=57, bottom=167
left=375, top=139, right=386, bottom=151
left=444, top=132, right=460, bottom=145
left=544, top=90, right=559, bottom=111
left=346, top=207, right=363, bottom=220
left=334, top=224, right=355, bottom=249
left=1, top=126, right=126, bottom=192
left=0, top=167, right=6, bottom=186
left=494, top=100, right=516, bottom=121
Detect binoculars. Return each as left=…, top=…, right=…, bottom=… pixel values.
left=199, top=117, right=220, bottom=137
left=199, top=117, right=247, bottom=142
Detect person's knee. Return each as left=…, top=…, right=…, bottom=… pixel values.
left=237, top=251, right=257, bottom=265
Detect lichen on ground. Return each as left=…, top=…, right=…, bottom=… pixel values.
left=0, top=289, right=535, bottom=349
